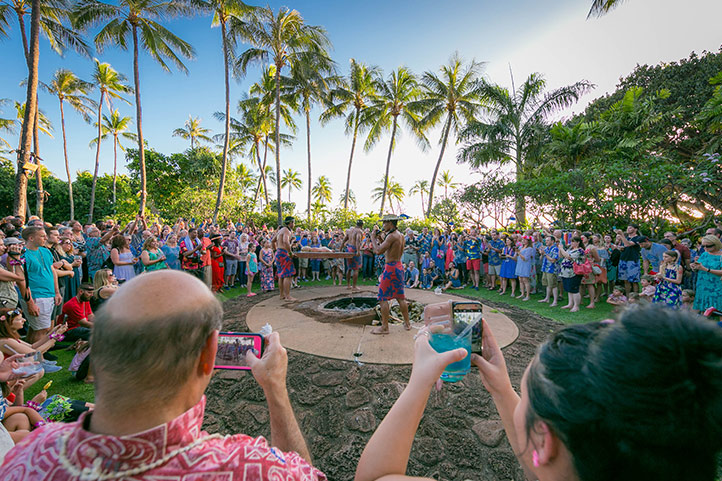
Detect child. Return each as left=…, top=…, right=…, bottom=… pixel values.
left=420, top=268, right=432, bottom=289
left=421, top=252, right=431, bottom=271
left=652, top=250, right=683, bottom=309
left=639, top=275, right=656, bottom=301
left=246, top=250, right=258, bottom=297
left=681, top=289, right=695, bottom=310
left=606, top=286, right=628, bottom=307
left=627, top=292, right=640, bottom=303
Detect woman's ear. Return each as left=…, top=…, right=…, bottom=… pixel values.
left=532, top=420, right=560, bottom=467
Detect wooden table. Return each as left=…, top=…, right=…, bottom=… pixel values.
left=293, top=251, right=356, bottom=259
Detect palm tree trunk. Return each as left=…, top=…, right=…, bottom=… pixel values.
left=88, top=90, right=105, bottom=223
left=426, top=114, right=452, bottom=218
left=261, top=137, right=269, bottom=205
left=112, top=134, right=118, bottom=210
left=13, top=0, right=39, bottom=217
left=274, top=62, right=283, bottom=224
left=212, top=19, right=231, bottom=223
left=305, top=105, right=311, bottom=223
left=132, top=25, right=147, bottom=215
left=514, top=143, right=526, bottom=224
left=343, top=109, right=359, bottom=211
left=252, top=140, right=264, bottom=209
left=33, top=107, right=43, bottom=219
left=59, top=98, right=74, bottom=219
left=379, top=116, right=398, bottom=216
left=420, top=193, right=425, bottom=214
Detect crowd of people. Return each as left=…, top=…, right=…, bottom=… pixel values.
left=0, top=211, right=720, bottom=479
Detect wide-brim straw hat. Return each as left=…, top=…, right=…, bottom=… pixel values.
left=380, top=214, right=403, bottom=222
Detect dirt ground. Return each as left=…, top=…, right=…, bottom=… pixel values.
left=203, top=289, right=561, bottom=481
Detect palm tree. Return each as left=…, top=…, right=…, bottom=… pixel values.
left=372, top=176, right=405, bottom=214
left=286, top=53, right=336, bottom=222
left=42, top=69, right=95, bottom=220
left=312, top=175, right=332, bottom=206
left=588, top=0, right=625, bottom=18
left=438, top=170, right=460, bottom=199
left=280, top=168, right=301, bottom=202
left=364, top=67, right=427, bottom=215
left=88, top=59, right=132, bottom=222
left=235, top=5, right=331, bottom=225
left=337, top=189, right=356, bottom=209
left=320, top=59, right=379, bottom=211
left=173, top=115, right=212, bottom=149
left=236, top=162, right=256, bottom=197
left=408, top=179, right=429, bottom=214
left=416, top=53, right=484, bottom=216
left=458, top=73, right=593, bottom=223
left=74, top=0, right=196, bottom=215
left=90, top=109, right=136, bottom=207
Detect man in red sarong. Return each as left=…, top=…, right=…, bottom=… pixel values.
left=0, top=270, right=325, bottom=481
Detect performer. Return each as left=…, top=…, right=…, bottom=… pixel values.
left=272, top=216, right=297, bottom=302
left=342, top=220, right=364, bottom=291
left=370, top=215, right=410, bottom=334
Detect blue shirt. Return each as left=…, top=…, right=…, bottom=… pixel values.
left=24, top=247, right=55, bottom=298
left=465, top=238, right=481, bottom=260
left=541, top=245, right=560, bottom=274
left=418, top=234, right=432, bottom=255
left=488, top=239, right=504, bottom=266
left=641, top=242, right=668, bottom=272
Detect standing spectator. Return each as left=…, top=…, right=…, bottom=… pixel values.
left=246, top=248, right=259, bottom=297
left=465, top=228, right=481, bottom=290
left=604, top=234, right=621, bottom=295
left=402, top=230, right=419, bottom=267
left=652, top=250, right=683, bottom=308
left=60, top=284, right=94, bottom=342
left=453, top=236, right=468, bottom=286
left=417, top=227, right=431, bottom=260
left=515, top=237, right=534, bottom=301
left=59, top=238, right=82, bottom=303
left=85, top=226, right=115, bottom=281
left=559, top=237, right=585, bottom=313
left=21, top=227, right=62, bottom=343
left=91, top=269, right=118, bottom=311
left=499, top=237, right=518, bottom=296
left=309, top=233, right=321, bottom=281
left=581, top=233, right=601, bottom=309
left=161, top=234, right=181, bottom=271
left=592, top=234, right=609, bottom=301
left=0, top=238, right=23, bottom=309
left=259, top=240, right=275, bottom=292
left=616, top=224, right=644, bottom=295
left=199, top=228, right=212, bottom=289
left=640, top=237, right=669, bottom=274
left=221, top=233, right=240, bottom=289
left=361, top=234, right=374, bottom=281
left=431, top=232, right=447, bottom=276
left=238, top=233, right=250, bottom=288
left=486, top=230, right=504, bottom=291
left=538, top=235, right=559, bottom=306
left=690, top=235, right=722, bottom=312
left=110, top=236, right=137, bottom=283
left=663, top=231, right=692, bottom=288
left=209, top=234, right=225, bottom=293
left=140, top=237, right=168, bottom=273
left=179, top=228, right=205, bottom=281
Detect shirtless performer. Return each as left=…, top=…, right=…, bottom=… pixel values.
left=342, top=220, right=364, bottom=291
left=272, top=216, right=297, bottom=302
left=370, top=215, right=410, bottom=334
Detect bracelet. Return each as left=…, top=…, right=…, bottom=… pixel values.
left=25, top=401, right=40, bottom=411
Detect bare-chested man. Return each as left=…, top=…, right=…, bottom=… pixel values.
left=272, top=216, right=297, bottom=301
left=370, top=215, right=410, bottom=334
left=342, top=220, right=364, bottom=291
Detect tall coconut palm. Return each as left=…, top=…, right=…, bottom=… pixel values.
left=312, top=175, right=332, bottom=206
left=88, top=59, right=131, bottom=222
left=416, top=53, right=484, bottom=217
left=235, top=5, right=331, bottom=225
left=173, top=115, right=212, bottom=149
left=42, top=69, right=95, bottom=220
left=372, top=176, right=405, bottom=215
left=320, top=59, right=379, bottom=211
left=364, top=67, right=427, bottom=215
left=588, top=0, right=625, bottom=18
left=280, top=168, right=301, bottom=203
left=90, top=109, right=136, bottom=207
left=74, top=0, right=196, bottom=215
left=408, top=179, right=429, bottom=214
left=337, top=189, right=355, bottom=209
left=438, top=170, right=460, bottom=199
left=458, top=73, right=593, bottom=224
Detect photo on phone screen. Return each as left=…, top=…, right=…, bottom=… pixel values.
left=214, top=332, right=263, bottom=370
left=452, top=302, right=483, bottom=354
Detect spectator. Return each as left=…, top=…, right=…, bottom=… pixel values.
left=402, top=229, right=419, bottom=267
left=161, top=234, right=181, bottom=271
left=615, top=224, right=644, bottom=295
left=110, top=235, right=137, bottom=283
left=639, top=275, right=656, bottom=301
left=486, top=230, right=504, bottom=291
left=681, top=289, right=695, bottom=310
left=199, top=228, right=212, bottom=289
left=515, top=237, right=534, bottom=301
left=465, top=228, right=481, bottom=290
left=0, top=238, right=23, bottom=309
left=405, top=261, right=419, bottom=289
left=558, top=236, right=585, bottom=313
left=0, top=271, right=325, bottom=480
left=91, top=269, right=117, bottom=311
left=538, top=235, right=559, bottom=306
left=499, top=237, right=518, bottom=296
left=640, top=236, right=669, bottom=274
left=0, top=307, right=65, bottom=379
left=420, top=268, right=432, bottom=289
left=85, top=226, right=115, bottom=281
left=179, top=228, right=205, bottom=280
left=60, top=283, right=95, bottom=342
left=607, top=286, right=628, bottom=307
left=259, top=240, right=275, bottom=292
left=59, top=238, right=82, bottom=303
left=221, top=233, right=240, bottom=288
left=140, top=236, right=168, bottom=273
left=652, top=250, right=683, bottom=308
left=442, top=262, right=462, bottom=290
left=690, top=235, right=722, bottom=312
left=21, top=227, right=62, bottom=343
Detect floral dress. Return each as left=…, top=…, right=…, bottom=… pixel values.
left=652, top=266, right=682, bottom=308
left=260, top=248, right=275, bottom=291
left=693, top=252, right=722, bottom=311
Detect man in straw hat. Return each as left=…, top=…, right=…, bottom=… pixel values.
left=370, top=215, right=411, bottom=334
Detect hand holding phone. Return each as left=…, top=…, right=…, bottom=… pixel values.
left=243, top=332, right=288, bottom=393
left=214, top=332, right=264, bottom=371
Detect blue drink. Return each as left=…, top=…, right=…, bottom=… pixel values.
left=429, top=332, right=471, bottom=382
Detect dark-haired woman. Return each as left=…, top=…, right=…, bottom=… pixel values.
left=690, top=234, right=722, bottom=312
left=110, top=235, right=137, bottom=283
left=558, top=237, right=585, bottom=312
left=356, top=303, right=722, bottom=481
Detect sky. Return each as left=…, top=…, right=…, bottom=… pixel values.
left=2, top=0, right=722, bottom=218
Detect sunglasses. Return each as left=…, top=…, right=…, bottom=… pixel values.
left=703, top=244, right=714, bottom=248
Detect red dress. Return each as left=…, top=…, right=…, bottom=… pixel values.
left=211, top=245, right=225, bottom=292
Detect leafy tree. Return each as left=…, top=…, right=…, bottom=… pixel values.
left=236, top=5, right=331, bottom=225
left=88, top=59, right=132, bottom=222
left=437, top=170, right=460, bottom=199
left=320, top=59, right=379, bottom=211
left=408, top=179, right=429, bottom=214
left=697, top=71, right=722, bottom=152
left=312, top=175, right=332, bottom=206
left=416, top=53, right=484, bottom=216
left=280, top=168, right=301, bottom=202
left=74, top=0, right=197, bottom=215
left=372, top=176, right=405, bottom=214
left=458, top=72, right=593, bottom=223
left=172, top=115, right=212, bottom=149
left=42, top=68, right=95, bottom=220
left=364, top=67, right=427, bottom=215
left=90, top=109, right=136, bottom=208
left=429, top=197, right=460, bottom=227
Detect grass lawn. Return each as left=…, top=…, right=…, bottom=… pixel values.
left=25, top=347, right=94, bottom=404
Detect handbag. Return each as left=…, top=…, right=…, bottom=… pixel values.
left=592, top=264, right=602, bottom=275
left=573, top=259, right=592, bottom=276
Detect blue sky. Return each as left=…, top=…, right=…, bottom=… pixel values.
left=2, top=0, right=721, bottom=217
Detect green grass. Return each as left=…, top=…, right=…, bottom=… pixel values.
left=25, top=347, right=95, bottom=404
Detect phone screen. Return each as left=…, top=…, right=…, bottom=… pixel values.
left=452, top=302, right=483, bottom=354
left=214, top=332, right=264, bottom=370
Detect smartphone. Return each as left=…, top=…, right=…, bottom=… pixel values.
left=214, top=332, right=264, bottom=370
left=451, top=301, right=483, bottom=354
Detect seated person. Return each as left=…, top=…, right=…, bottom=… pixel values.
left=59, top=284, right=94, bottom=342
left=681, top=289, right=695, bottom=310
left=91, top=268, right=118, bottom=311
left=355, top=304, right=722, bottom=481
left=405, top=261, right=419, bottom=289
left=442, top=262, right=463, bottom=290
left=606, top=286, right=628, bottom=307
left=0, top=270, right=326, bottom=480
left=639, top=275, right=656, bottom=301
left=429, top=260, right=443, bottom=286
left=420, top=268, right=432, bottom=290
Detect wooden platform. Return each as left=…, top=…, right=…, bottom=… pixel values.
left=293, top=251, right=356, bottom=259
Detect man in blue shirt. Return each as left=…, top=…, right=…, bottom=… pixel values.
left=640, top=237, right=669, bottom=275
left=405, top=261, right=419, bottom=288
left=464, top=228, right=481, bottom=290
left=486, top=230, right=504, bottom=290
left=418, top=227, right=432, bottom=257
left=539, top=236, right=560, bottom=306
left=21, top=226, right=62, bottom=342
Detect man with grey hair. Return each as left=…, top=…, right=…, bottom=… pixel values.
left=0, top=270, right=326, bottom=480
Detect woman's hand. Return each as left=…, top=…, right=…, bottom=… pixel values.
left=408, top=326, right=467, bottom=389
left=471, top=319, right=513, bottom=398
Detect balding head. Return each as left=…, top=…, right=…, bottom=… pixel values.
left=92, top=271, right=222, bottom=406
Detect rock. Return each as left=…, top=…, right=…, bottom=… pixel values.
left=345, top=408, right=377, bottom=432
left=312, top=371, right=346, bottom=387
left=245, top=405, right=269, bottom=424
left=319, top=359, right=348, bottom=371
left=413, top=437, right=445, bottom=466
left=293, top=385, right=330, bottom=406
left=472, top=419, right=505, bottom=447
left=345, top=387, right=372, bottom=408
left=311, top=399, right=344, bottom=437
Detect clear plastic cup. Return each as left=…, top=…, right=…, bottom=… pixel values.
left=429, top=322, right=471, bottom=382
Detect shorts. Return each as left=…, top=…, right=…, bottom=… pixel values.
left=542, top=272, right=557, bottom=287
left=225, top=259, right=238, bottom=276
left=299, top=257, right=309, bottom=269
left=466, top=258, right=481, bottom=271
left=26, top=297, right=54, bottom=330
left=378, top=261, right=405, bottom=302
left=618, top=260, right=641, bottom=283
left=346, top=245, right=361, bottom=271
left=488, top=264, right=501, bottom=276
left=275, top=249, right=296, bottom=279
left=562, top=275, right=583, bottom=294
